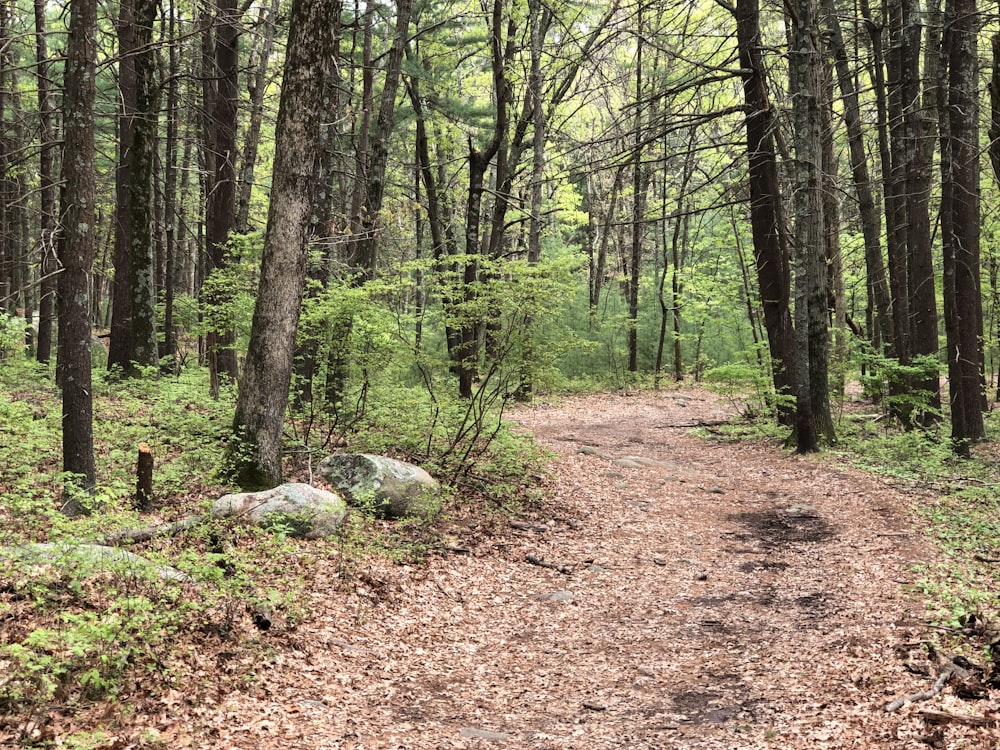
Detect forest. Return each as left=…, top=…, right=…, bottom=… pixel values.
left=3, top=0, right=1000, bottom=744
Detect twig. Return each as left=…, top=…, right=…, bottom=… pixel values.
left=974, top=554, right=1000, bottom=564
left=655, top=419, right=730, bottom=428
left=918, top=709, right=993, bottom=727
left=525, top=554, right=572, bottom=574
left=511, top=520, right=548, bottom=533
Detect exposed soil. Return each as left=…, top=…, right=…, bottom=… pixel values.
left=71, top=390, right=1000, bottom=748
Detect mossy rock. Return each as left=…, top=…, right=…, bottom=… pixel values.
left=212, top=483, right=347, bottom=538
left=0, top=542, right=192, bottom=582
left=316, top=454, right=440, bottom=520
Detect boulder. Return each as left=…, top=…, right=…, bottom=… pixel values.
left=316, top=454, right=440, bottom=520
left=213, top=483, right=347, bottom=538
left=0, top=542, right=192, bottom=582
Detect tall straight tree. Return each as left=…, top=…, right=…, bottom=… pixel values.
left=128, top=0, right=160, bottom=371
left=229, top=0, right=335, bottom=488
left=33, top=0, right=57, bottom=364
left=58, top=0, right=98, bottom=492
left=899, top=0, right=940, bottom=422
left=733, top=0, right=796, bottom=424
left=940, top=0, right=984, bottom=453
left=107, top=0, right=138, bottom=373
left=789, top=0, right=833, bottom=451
left=205, top=0, right=241, bottom=394
left=821, top=0, right=892, bottom=351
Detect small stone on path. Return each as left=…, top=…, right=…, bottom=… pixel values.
left=537, top=590, right=574, bottom=603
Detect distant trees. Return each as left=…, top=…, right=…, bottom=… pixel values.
left=0, top=0, right=996, bottom=488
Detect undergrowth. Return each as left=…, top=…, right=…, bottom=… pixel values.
left=0, top=352, right=545, bottom=745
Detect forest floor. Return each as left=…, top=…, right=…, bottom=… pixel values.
left=38, top=389, right=1000, bottom=749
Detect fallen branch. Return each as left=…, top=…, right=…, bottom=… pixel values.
left=525, top=554, right=572, bottom=575
left=99, top=515, right=204, bottom=545
left=656, top=419, right=730, bottom=428
left=510, top=521, right=548, bottom=533
left=885, top=661, right=968, bottom=712
left=918, top=709, right=993, bottom=727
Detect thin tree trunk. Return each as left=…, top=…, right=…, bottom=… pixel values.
left=901, top=0, right=940, bottom=423
left=161, top=0, right=179, bottom=369
left=128, top=0, right=160, bottom=371
left=628, top=6, right=645, bottom=374
left=352, top=0, right=414, bottom=279
left=108, top=0, right=137, bottom=373
left=58, top=0, right=99, bottom=494
left=33, top=0, right=56, bottom=364
left=822, top=0, right=892, bottom=350
left=206, top=0, right=241, bottom=391
left=235, top=0, right=280, bottom=234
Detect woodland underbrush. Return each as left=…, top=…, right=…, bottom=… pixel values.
left=0, top=355, right=547, bottom=747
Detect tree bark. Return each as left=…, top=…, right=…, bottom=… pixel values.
left=33, top=0, right=57, bottom=364
left=108, top=0, right=137, bottom=373
left=128, top=0, right=160, bottom=372
left=235, top=0, right=280, bottom=234
left=734, top=0, right=796, bottom=424
left=230, top=0, right=335, bottom=488
left=900, top=0, right=940, bottom=423
left=789, top=0, right=831, bottom=451
left=58, top=0, right=99, bottom=493
left=821, top=0, right=892, bottom=351
left=352, top=0, right=415, bottom=279
left=940, top=0, right=984, bottom=452
left=206, top=0, right=241, bottom=392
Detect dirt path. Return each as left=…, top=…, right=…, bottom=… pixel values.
left=192, top=391, right=979, bottom=749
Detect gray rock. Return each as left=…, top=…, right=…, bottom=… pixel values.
left=537, top=590, right=574, bottom=603
left=213, top=483, right=347, bottom=538
left=317, top=454, right=439, bottom=520
left=0, top=543, right=192, bottom=582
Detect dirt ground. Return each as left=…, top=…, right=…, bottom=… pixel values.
left=144, top=390, right=998, bottom=749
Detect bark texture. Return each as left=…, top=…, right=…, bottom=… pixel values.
left=230, top=0, right=335, bottom=488
left=735, top=0, right=796, bottom=424
left=58, top=0, right=99, bottom=490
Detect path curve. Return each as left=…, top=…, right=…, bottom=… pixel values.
left=200, top=391, right=959, bottom=749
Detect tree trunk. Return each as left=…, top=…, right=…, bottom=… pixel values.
left=128, top=0, right=160, bottom=372
left=206, top=0, right=241, bottom=392
left=161, top=0, right=179, bottom=369
left=108, top=0, right=137, bottom=373
left=940, top=0, right=984, bottom=452
left=822, top=0, right=892, bottom=351
left=235, top=0, right=280, bottom=234
left=734, top=0, right=796, bottom=424
left=352, top=0, right=414, bottom=279
left=58, top=0, right=99, bottom=493
left=230, top=0, right=335, bottom=488
left=33, top=0, right=56, bottom=364
left=900, top=0, right=940, bottom=423
left=790, top=0, right=831, bottom=451
left=458, top=0, right=508, bottom=399
left=628, top=7, right=645, bottom=375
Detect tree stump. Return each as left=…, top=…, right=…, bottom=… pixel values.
left=135, top=443, right=153, bottom=512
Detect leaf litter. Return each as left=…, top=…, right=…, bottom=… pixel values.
left=12, top=389, right=1000, bottom=748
